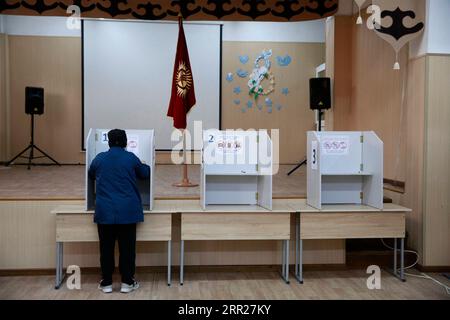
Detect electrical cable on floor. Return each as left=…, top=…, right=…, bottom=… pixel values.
left=380, top=239, right=450, bottom=295
left=380, top=239, right=419, bottom=270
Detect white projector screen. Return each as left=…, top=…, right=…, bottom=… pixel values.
left=83, top=20, right=221, bottom=150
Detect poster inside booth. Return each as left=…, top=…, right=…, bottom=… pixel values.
left=85, top=129, right=155, bottom=210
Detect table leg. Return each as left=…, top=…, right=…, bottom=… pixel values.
left=295, top=213, right=299, bottom=277
left=294, top=215, right=303, bottom=284
left=55, top=242, right=64, bottom=290
left=180, top=240, right=184, bottom=285
left=284, top=239, right=290, bottom=284
left=297, top=239, right=303, bottom=284
left=400, top=238, right=405, bottom=282
left=393, top=238, right=397, bottom=277
left=167, top=240, right=172, bottom=286
left=281, top=239, right=286, bottom=280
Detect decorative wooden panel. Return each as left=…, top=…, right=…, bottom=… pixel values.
left=0, top=1, right=339, bottom=22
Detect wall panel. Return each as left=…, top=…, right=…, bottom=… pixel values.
left=8, top=36, right=83, bottom=164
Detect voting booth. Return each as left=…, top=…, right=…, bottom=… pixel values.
left=200, top=130, right=273, bottom=210
left=86, top=128, right=155, bottom=210
left=307, top=131, right=383, bottom=210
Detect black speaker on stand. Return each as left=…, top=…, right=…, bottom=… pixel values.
left=287, top=77, right=331, bottom=176
left=5, top=87, right=60, bottom=170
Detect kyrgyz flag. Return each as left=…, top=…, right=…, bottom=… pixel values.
left=167, top=17, right=196, bottom=129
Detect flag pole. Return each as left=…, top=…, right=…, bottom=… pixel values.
left=173, top=129, right=198, bottom=187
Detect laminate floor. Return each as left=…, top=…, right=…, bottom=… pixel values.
left=0, top=269, right=449, bottom=300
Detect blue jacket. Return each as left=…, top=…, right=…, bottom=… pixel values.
left=88, top=147, right=150, bottom=224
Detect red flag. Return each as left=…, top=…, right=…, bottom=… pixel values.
left=167, top=17, right=196, bottom=129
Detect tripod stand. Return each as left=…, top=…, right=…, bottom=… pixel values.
left=6, top=113, right=60, bottom=170
left=287, top=109, right=324, bottom=176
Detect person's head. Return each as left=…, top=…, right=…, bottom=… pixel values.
left=108, top=129, right=127, bottom=149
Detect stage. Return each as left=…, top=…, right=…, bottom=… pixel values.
left=0, top=164, right=307, bottom=200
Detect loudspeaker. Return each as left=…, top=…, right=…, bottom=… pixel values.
left=309, top=78, right=331, bottom=110
left=25, top=87, right=44, bottom=115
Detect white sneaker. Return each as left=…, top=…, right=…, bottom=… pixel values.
left=98, top=280, right=113, bottom=294
left=120, top=280, right=139, bottom=293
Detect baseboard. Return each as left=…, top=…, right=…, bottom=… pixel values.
left=0, top=264, right=349, bottom=277
left=416, top=265, right=450, bottom=273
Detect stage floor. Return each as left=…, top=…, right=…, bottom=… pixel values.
left=0, top=164, right=306, bottom=200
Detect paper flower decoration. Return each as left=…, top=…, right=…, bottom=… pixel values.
left=247, top=100, right=253, bottom=108
left=233, top=86, right=241, bottom=94
left=248, top=49, right=275, bottom=99
left=282, top=87, right=289, bottom=96
left=226, top=73, right=233, bottom=82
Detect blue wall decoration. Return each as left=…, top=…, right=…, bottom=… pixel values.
left=247, top=100, right=253, bottom=108
left=226, top=73, right=234, bottom=82
left=236, top=69, right=249, bottom=78
left=267, top=107, right=273, bottom=114
left=257, top=104, right=263, bottom=111
left=239, top=55, right=249, bottom=64
left=276, top=104, right=283, bottom=111
left=233, top=86, right=241, bottom=94
left=233, top=99, right=241, bottom=106
left=282, top=87, right=289, bottom=96
left=276, top=55, right=292, bottom=67
left=241, top=107, right=247, bottom=113
left=265, top=98, right=273, bottom=108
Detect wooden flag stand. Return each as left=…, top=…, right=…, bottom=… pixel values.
left=173, top=129, right=198, bottom=187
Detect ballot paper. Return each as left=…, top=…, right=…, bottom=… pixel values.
left=126, top=135, right=140, bottom=157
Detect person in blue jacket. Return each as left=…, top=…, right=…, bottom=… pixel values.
left=88, top=129, right=150, bottom=294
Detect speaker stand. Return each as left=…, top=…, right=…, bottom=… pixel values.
left=287, top=109, right=323, bottom=176
left=5, top=114, right=60, bottom=170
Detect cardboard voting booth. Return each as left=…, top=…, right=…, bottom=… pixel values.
left=86, top=129, right=155, bottom=210
left=307, top=131, right=383, bottom=210
left=201, top=129, right=273, bottom=210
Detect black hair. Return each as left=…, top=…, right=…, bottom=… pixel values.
left=108, top=129, right=127, bottom=148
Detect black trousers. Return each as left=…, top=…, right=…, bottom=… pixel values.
left=97, top=224, right=136, bottom=285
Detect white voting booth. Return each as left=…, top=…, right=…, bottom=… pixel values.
left=307, top=131, right=383, bottom=210
left=201, top=130, right=273, bottom=210
left=86, top=129, right=155, bottom=211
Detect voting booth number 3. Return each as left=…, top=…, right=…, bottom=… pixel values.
left=178, top=304, right=271, bottom=317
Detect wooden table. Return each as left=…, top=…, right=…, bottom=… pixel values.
left=53, top=199, right=411, bottom=288
left=179, top=200, right=294, bottom=285
left=287, top=200, right=411, bottom=283
left=52, top=202, right=173, bottom=289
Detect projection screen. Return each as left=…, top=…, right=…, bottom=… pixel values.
left=83, top=20, right=221, bottom=150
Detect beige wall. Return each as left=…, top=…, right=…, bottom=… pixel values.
left=329, top=15, right=450, bottom=267
left=7, top=36, right=83, bottom=164
left=423, top=55, right=450, bottom=266
left=221, top=42, right=325, bottom=164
